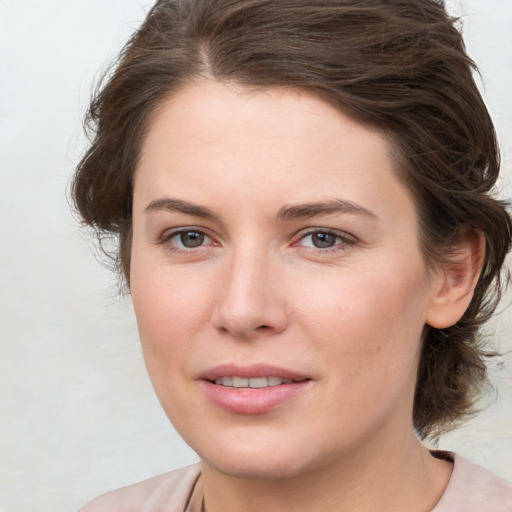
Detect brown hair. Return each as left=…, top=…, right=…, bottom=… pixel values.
left=72, top=0, right=511, bottom=440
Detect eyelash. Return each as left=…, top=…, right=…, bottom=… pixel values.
left=157, top=227, right=356, bottom=254
left=157, top=227, right=217, bottom=253
left=292, top=228, right=357, bottom=253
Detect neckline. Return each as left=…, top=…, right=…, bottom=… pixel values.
left=185, top=471, right=204, bottom=512
left=185, top=452, right=512, bottom=512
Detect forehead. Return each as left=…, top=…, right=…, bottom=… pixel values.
left=139, top=78, right=391, bottom=161
left=135, top=79, right=415, bottom=222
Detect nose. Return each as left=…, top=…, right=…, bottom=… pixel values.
left=211, top=249, right=289, bottom=339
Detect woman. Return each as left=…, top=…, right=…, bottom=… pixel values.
left=74, top=0, right=512, bottom=510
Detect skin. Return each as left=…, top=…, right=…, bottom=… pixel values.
left=130, top=79, right=480, bottom=511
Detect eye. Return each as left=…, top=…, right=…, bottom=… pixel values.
left=159, top=228, right=217, bottom=251
left=302, top=232, right=338, bottom=249
left=295, top=229, right=355, bottom=251
left=173, top=230, right=208, bottom=248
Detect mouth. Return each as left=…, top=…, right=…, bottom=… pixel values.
left=201, top=363, right=311, bottom=386
left=200, top=365, right=312, bottom=414
left=213, top=376, right=301, bottom=388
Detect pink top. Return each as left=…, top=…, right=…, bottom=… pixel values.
left=80, top=454, right=512, bottom=512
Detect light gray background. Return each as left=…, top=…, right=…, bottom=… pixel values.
left=0, top=1, right=510, bottom=511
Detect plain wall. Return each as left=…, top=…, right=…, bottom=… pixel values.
left=0, top=1, right=510, bottom=510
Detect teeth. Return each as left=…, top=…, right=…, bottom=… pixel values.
left=268, top=376, right=282, bottom=386
left=215, top=376, right=232, bottom=386
left=214, top=376, right=295, bottom=388
left=249, top=377, right=268, bottom=388
left=233, top=376, right=249, bottom=387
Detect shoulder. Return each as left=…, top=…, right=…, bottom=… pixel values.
left=434, top=453, right=512, bottom=512
left=79, top=464, right=201, bottom=512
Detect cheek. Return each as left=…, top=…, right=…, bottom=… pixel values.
left=129, top=249, right=214, bottom=376
left=132, top=277, right=207, bottom=349
left=295, top=264, right=429, bottom=381
left=130, top=270, right=210, bottom=425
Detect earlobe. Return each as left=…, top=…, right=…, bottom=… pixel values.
left=426, top=230, right=485, bottom=329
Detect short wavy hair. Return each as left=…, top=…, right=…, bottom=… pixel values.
left=72, top=0, right=511, bottom=439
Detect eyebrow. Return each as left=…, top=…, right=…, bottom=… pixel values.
left=144, top=197, right=377, bottom=221
left=145, top=198, right=215, bottom=219
left=277, top=199, right=377, bottom=221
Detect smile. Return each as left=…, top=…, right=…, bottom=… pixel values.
left=214, top=376, right=296, bottom=388
left=200, top=365, right=312, bottom=414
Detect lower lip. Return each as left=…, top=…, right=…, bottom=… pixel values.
left=200, top=380, right=311, bottom=414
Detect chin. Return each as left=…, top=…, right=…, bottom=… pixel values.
left=202, top=452, right=309, bottom=481
left=192, top=432, right=333, bottom=481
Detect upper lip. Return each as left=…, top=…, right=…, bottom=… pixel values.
left=200, top=364, right=311, bottom=382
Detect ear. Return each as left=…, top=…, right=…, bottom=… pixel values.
left=426, top=230, right=485, bottom=329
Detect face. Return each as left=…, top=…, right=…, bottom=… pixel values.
left=130, top=79, right=444, bottom=479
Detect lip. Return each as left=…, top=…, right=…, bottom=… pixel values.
left=200, top=363, right=310, bottom=382
left=199, top=364, right=312, bottom=415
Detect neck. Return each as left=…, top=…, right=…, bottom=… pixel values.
left=200, top=426, right=452, bottom=512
